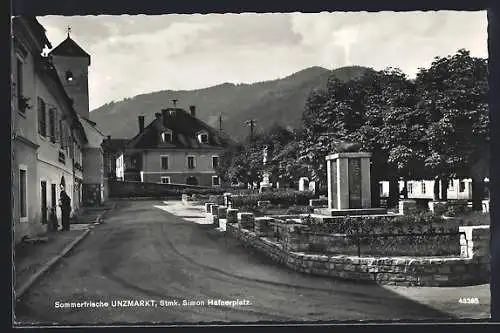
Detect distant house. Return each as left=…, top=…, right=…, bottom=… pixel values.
left=116, top=105, right=232, bottom=187
left=378, top=178, right=488, bottom=200
left=101, top=137, right=129, bottom=181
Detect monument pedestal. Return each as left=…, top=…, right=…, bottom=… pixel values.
left=259, top=171, right=273, bottom=193
left=325, top=152, right=386, bottom=216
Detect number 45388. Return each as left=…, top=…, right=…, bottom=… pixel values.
left=458, top=297, right=479, bottom=304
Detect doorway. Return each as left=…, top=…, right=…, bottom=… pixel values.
left=186, top=176, right=198, bottom=186
left=41, top=181, right=47, bottom=224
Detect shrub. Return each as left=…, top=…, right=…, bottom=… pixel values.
left=182, top=188, right=226, bottom=195
left=286, top=205, right=314, bottom=215
left=444, top=200, right=471, bottom=217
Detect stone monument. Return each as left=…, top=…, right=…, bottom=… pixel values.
left=323, top=151, right=387, bottom=216
left=259, top=145, right=273, bottom=193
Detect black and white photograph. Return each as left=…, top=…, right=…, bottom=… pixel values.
left=11, top=8, right=493, bottom=326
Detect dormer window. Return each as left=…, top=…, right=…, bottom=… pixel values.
left=161, top=130, right=173, bottom=143
left=197, top=131, right=209, bottom=144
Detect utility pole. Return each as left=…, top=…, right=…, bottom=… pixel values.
left=245, top=119, right=256, bottom=141
left=218, top=112, right=223, bottom=132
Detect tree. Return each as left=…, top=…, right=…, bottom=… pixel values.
left=415, top=49, right=489, bottom=208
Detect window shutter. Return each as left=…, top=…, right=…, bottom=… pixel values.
left=37, top=98, right=43, bottom=135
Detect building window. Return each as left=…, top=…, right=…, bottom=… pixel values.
left=459, top=180, right=466, bottom=192
left=59, top=120, right=65, bottom=149
left=161, top=156, right=169, bottom=170
left=38, top=98, right=46, bottom=136
left=212, top=156, right=219, bottom=169
left=421, top=181, right=426, bottom=194
left=19, top=166, right=27, bottom=221
left=16, top=57, right=23, bottom=112
left=212, top=176, right=220, bottom=187
left=187, top=156, right=195, bottom=169
left=161, top=176, right=170, bottom=184
left=161, top=131, right=172, bottom=143
left=408, top=183, right=413, bottom=194
left=379, top=183, right=384, bottom=197
left=49, top=108, right=56, bottom=143
left=197, top=131, right=209, bottom=144
left=448, top=179, right=454, bottom=190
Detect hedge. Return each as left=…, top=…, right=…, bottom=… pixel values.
left=302, top=212, right=461, bottom=235
left=230, top=191, right=316, bottom=208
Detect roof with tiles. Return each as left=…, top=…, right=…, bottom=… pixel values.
left=49, top=36, right=91, bottom=64
left=126, top=107, right=233, bottom=150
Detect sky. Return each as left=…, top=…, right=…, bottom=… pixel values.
left=37, top=11, right=488, bottom=111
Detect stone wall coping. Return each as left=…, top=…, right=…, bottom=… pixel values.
left=255, top=217, right=274, bottom=221
left=238, top=212, right=254, bottom=217
left=326, top=152, right=372, bottom=160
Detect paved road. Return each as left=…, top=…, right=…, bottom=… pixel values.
left=15, top=200, right=455, bottom=325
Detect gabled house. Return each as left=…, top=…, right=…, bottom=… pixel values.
left=12, top=16, right=88, bottom=243
left=116, top=105, right=231, bottom=187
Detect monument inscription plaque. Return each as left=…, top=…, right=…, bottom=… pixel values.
left=331, top=160, right=338, bottom=209
left=348, top=158, right=362, bottom=208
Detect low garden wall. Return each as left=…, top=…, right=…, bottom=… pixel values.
left=109, top=180, right=226, bottom=198
left=226, top=222, right=490, bottom=286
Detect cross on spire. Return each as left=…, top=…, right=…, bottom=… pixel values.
left=67, top=25, right=71, bottom=37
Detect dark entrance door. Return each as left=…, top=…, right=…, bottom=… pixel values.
left=41, top=181, right=47, bottom=224
left=186, top=176, right=198, bottom=186
left=51, top=184, right=57, bottom=208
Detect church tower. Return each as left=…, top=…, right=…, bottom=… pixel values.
left=49, top=27, right=91, bottom=119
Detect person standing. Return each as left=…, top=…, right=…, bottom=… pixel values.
left=59, top=186, right=71, bottom=231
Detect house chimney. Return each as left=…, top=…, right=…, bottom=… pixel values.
left=189, top=105, right=196, bottom=117
left=138, top=115, right=145, bottom=134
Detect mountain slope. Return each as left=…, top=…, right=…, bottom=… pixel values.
left=89, top=66, right=371, bottom=141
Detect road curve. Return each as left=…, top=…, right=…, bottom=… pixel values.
left=15, top=200, right=453, bottom=325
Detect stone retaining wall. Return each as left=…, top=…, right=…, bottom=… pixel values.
left=226, top=222, right=490, bottom=287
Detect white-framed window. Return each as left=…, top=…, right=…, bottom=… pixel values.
left=459, top=180, right=466, bottom=192
left=421, top=181, right=426, bottom=194
left=38, top=97, right=47, bottom=136
left=212, top=175, right=220, bottom=187
left=187, top=156, right=195, bottom=169
left=161, top=155, right=169, bottom=170
left=161, top=176, right=171, bottom=184
left=212, top=155, right=219, bottom=169
left=161, top=131, right=172, bottom=143
left=408, top=183, right=413, bottom=194
left=19, top=165, right=28, bottom=222
left=448, top=179, right=454, bottom=190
